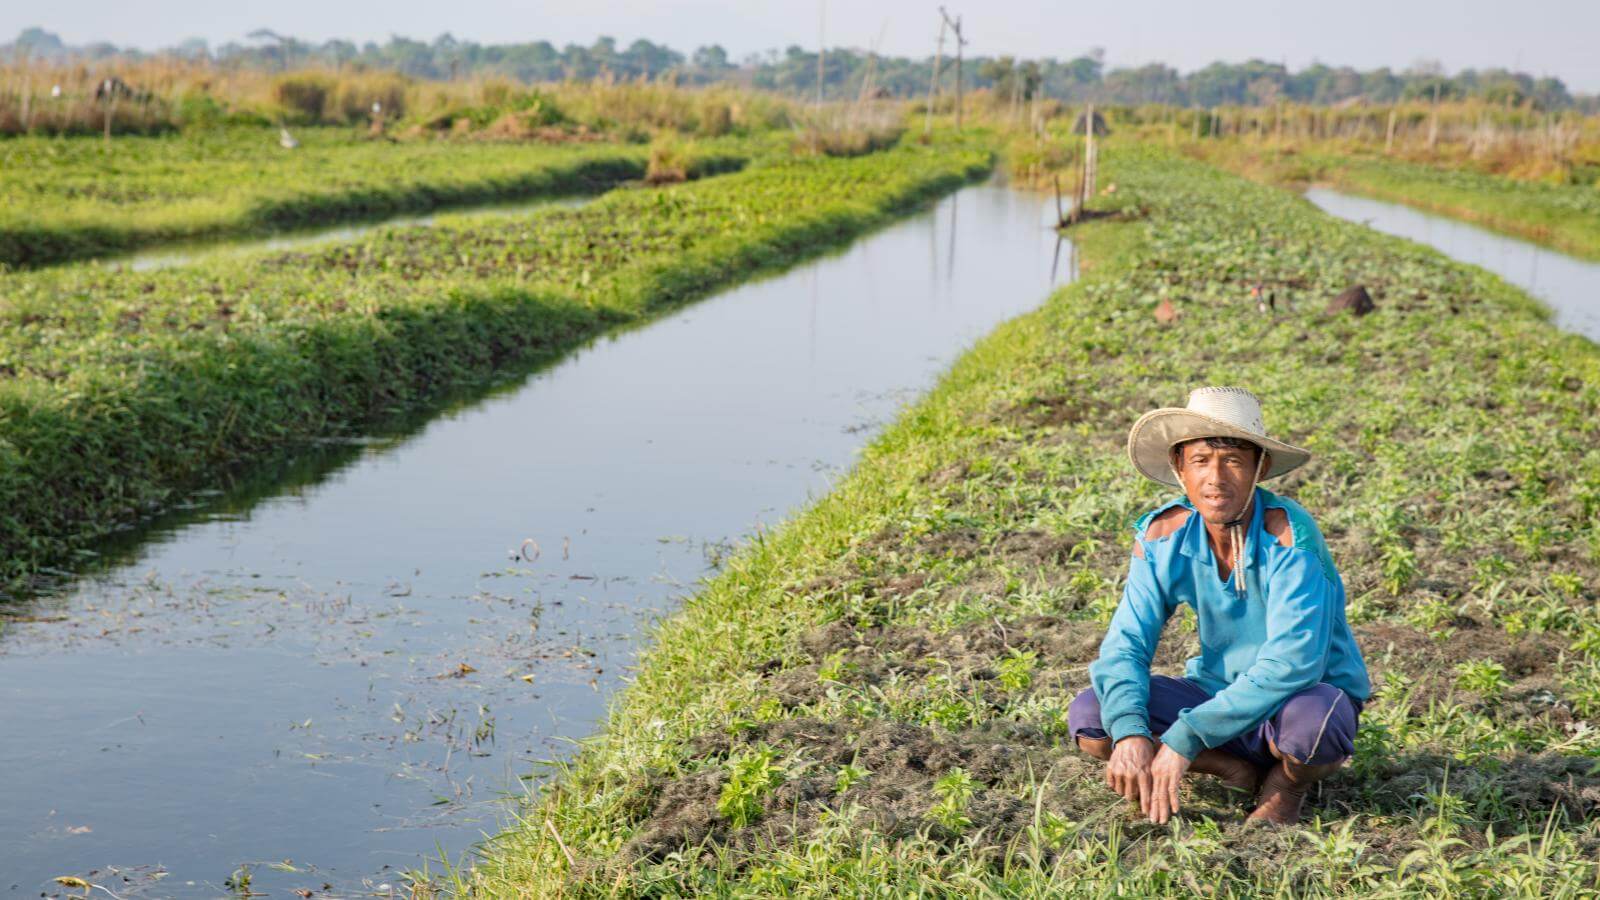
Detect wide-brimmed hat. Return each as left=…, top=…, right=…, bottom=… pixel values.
left=1127, top=387, right=1311, bottom=487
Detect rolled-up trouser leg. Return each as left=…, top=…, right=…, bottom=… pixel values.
left=1069, top=675, right=1214, bottom=746
left=1263, top=683, right=1360, bottom=765
left=1071, top=679, right=1360, bottom=767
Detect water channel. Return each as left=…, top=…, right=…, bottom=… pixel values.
left=1, top=183, right=1065, bottom=895
left=1306, top=187, right=1600, bottom=343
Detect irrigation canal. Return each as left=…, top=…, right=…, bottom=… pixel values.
left=1307, top=188, right=1600, bottom=344
left=1, top=182, right=1065, bottom=895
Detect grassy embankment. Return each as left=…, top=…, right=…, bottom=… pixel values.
left=467, top=147, right=1600, bottom=896
left=0, top=130, right=759, bottom=268
left=1193, top=142, right=1600, bottom=262
left=0, top=138, right=991, bottom=587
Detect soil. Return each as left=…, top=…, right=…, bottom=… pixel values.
left=600, top=593, right=1600, bottom=876
left=1356, top=619, right=1578, bottom=723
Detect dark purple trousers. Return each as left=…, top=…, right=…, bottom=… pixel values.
left=1068, top=675, right=1360, bottom=766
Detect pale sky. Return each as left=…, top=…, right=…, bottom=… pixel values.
left=9, top=0, right=1599, bottom=92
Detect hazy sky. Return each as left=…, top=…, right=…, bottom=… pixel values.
left=9, top=0, right=1599, bottom=92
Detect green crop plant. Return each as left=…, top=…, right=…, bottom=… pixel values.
left=1454, top=659, right=1510, bottom=699
left=928, top=767, right=977, bottom=833
left=996, top=648, right=1039, bottom=692
left=0, top=136, right=992, bottom=588
left=0, top=131, right=748, bottom=268
left=468, top=143, right=1600, bottom=896
left=833, top=761, right=871, bottom=795
left=1199, top=141, right=1600, bottom=262
left=718, top=747, right=785, bottom=828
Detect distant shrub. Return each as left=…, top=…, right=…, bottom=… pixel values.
left=272, top=73, right=331, bottom=123
left=697, top=101, right=733, bottom=137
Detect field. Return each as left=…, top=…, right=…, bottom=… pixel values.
left=466, top=147, right=1600, bottom=896
left=1193, top=141, right=1600, bottom=261
left=0, top=129, right=759, bottom=268
left=0, top=137, right=991, bottom=587
left=0, top=71, right=822, bottom=267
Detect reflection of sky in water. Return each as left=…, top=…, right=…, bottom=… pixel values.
left=0, top=183, right=1067, bottom=896
left=1306, top=188, right=1600, bottom=344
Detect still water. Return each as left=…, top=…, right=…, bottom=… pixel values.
left=1306, top=187, right=1600, bottom=343
left=1, top=183, right=1066, bottom=895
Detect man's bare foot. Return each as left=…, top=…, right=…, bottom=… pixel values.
left=1248, top=759, right=1343, bottom=824
left=1189, top=749, right=1263, bottom=799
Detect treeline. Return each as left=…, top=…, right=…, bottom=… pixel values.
left=5, top=26, right=1594, bottom=111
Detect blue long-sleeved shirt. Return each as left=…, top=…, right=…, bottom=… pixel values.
left=1088, top=488, right=1370, bottom=761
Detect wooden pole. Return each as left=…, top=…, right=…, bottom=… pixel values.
left=1384, top=108, right=1397, bottom=154
left=1427, top=82, right=1440, bottom=150
left=939, top=7, right=965, bottom=131
left=1084, top=103, right=1097, bottom=200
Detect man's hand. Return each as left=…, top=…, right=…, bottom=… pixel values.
left=1146, top=743, right=1192, bottom=824
left=1106, top=736, right=1155, bottom=807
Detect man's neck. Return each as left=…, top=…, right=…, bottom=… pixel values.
left=1203, top=519, right=1235, bottom=567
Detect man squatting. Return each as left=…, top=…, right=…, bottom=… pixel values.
left=1068, top=387, right=1371, bottom=825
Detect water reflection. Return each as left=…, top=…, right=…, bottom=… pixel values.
left=1306, top=188, right=1600, bottom=343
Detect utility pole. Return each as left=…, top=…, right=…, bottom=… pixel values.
left=938, top=7, right=966, bottom=130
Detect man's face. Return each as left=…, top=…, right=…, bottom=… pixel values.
left=1174, top=440, right=1263, bottom=526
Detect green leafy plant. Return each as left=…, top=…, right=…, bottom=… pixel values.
left=1454, top=659, right=1509, bottom=698
left=718, top=747, right=785, bottom=828
left=928, top=767, right=977, bottom=833
left=833, top=761, right=870, bottom=795
left=996, top=647, right=1039, bottom=692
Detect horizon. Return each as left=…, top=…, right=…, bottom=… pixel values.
left=5, top=0, right=1597, bottom=93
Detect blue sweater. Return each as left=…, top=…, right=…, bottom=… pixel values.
left=1089, top=488, right=1371, bottom=761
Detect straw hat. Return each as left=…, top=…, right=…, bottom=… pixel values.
left=1127, top=387, right=1310, bottom=487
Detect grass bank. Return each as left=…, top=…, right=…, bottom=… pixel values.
left=466, top=147, right=1600, bottom=896
left=0, top=138, right=991, bottom=587
left=1194, top=141, right=1600, bottom=261
left=0, top=129, right=766, bottom=268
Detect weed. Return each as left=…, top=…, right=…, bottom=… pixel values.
left=996, top=647, right=1039, bottom=692
left=928, top=767, right=977, bottom=833
left=718, top=747, right=785, bottom=828
left=1454, top=659, right=1510, bottom=698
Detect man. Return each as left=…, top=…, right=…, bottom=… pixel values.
left=1067, top=387, right=1370, bottom=825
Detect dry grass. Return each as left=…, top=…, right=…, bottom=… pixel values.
left=0, top=60, right=803, bottom=138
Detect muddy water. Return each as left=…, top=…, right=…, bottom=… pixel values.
left=0, top=183, right=1066, bottom=895
left=1306, top=188, right=1600, bottom=343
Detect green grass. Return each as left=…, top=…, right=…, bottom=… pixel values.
left=460, top=146, right=1600, bottom=897
left=1197, top=142, right=1600, bottom=261
left=0, top=138, right=992, bottom=588
left=0, top=127, right=756, bottom=268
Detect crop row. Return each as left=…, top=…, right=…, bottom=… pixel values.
left=468, top=147, right=1600, bottom=896
left=1195, top=141, right=1600, bottom=261
left=0, top=138, right=992, bottom=585
left=0, top=128, right=756, bottom=268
